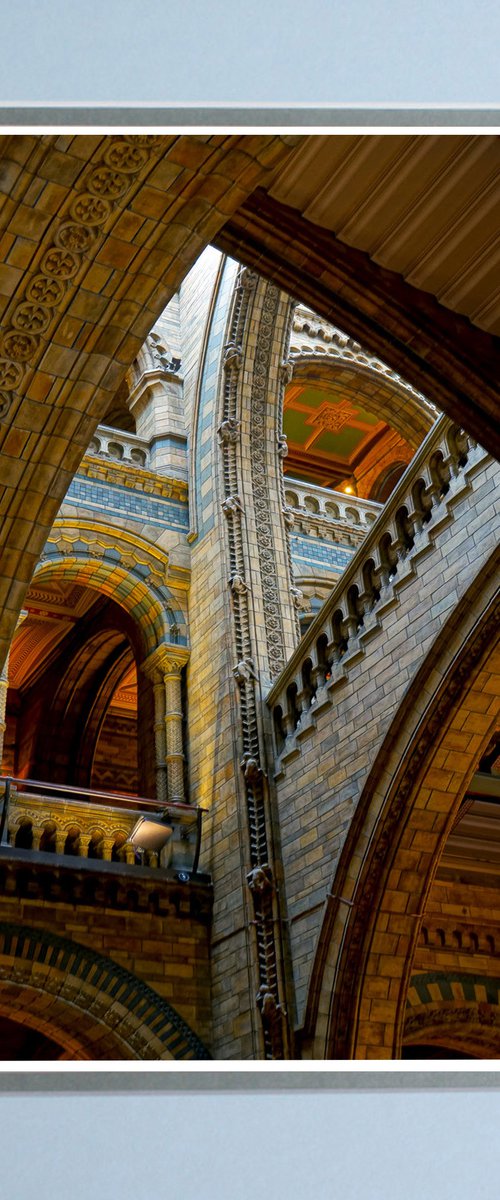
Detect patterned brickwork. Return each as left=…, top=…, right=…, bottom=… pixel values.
left=405, top=971, right=500, bottom=1057
left=187, top=269, right=300, bottom=1058
left=290, top=533, right=355, bottom=574
left=0, top=900, right=211, bottom=1057
left=67, top=474, right=189, bottom=530
left=269, top=444, right=499, bottom=1046
left=36, top=520, right=187, bottom=654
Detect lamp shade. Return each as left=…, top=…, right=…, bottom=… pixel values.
left=127, top=816, right=173, bottom=852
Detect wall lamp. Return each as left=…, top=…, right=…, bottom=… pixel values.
left=127, top=813, right=173, bottom=852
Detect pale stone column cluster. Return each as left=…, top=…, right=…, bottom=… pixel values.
left=0, top=611, right=28, bottom=771
left=142, top=644, right=190, bottom=805
left=0, top=659, right=8, bottom=771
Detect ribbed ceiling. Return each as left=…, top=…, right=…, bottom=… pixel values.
left=269, top=135, right=500, bottom=335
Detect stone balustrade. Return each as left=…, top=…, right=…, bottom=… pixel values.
left=1, top=778, right=202, bottom=876
left=269, top=418, right=487, bottom=758
left=284, top=477, right=381, bottom=536
left=86, top=424, right=150, bottom=469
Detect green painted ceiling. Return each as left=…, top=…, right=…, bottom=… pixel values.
left=283, top=385, right=380, bottom=461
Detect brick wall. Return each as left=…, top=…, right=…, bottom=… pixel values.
left=0, top=877, right=212, bottom=1049
left=272, top=453, right=500, bottom=1028
left=92, top=712, right=138, bottom=794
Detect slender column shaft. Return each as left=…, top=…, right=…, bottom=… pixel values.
left=162, top=660, right=185, bottom=804
left=153, top=678, right=168, bottom=804
left=0, top=611, right=28, bottom=769
left=0, top=659, right=8, bottom=768
left=141, top=644, right=190, bottom=806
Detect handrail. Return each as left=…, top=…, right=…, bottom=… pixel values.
left=267, top=415, right=487, bottom=723
left=284, top=476, right=382, bottom=518
left=0, top=776, right=198, bottom=813
left=0, top=776, right=206, bottom=877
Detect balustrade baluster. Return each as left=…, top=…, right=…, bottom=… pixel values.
left=55, top=830, right=66, bottom=856
left=31, top=825, right=43, bottom=852
left=101, top=836, right=115, bottom=862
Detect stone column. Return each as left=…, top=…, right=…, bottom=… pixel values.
left=141, top=644, right=190, bottom=805
left=0, top=610, right=28, bottom=769
left=0, top=659, right=8, bottom=771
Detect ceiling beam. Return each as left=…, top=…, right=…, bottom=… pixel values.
left=215, top=190, right=500, bottom=460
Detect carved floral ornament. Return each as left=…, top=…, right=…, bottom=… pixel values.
left=0, top=137, right=163, bottom=422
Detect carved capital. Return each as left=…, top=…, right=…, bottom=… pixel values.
left=141, top=642, right=190, bottom=682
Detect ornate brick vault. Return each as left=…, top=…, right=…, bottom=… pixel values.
left=0, top=134, right=499, bottom=1060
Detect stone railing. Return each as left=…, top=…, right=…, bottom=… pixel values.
left=268, top=418, right=488, bottom=757
left=0, top=778, right=202, bottom=877
left=86, top=424, right=150, bottom=469
left=284, top=478, right=381, bottom=537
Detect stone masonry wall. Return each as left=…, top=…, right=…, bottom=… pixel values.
left=0, top=883, right=212, bottom=1049
left=272, top=451, right=500, bottom=1027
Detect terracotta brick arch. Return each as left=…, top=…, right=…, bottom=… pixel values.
left=303, top=566, right=500, bottom=1059
left=0, top=134, right=297, bottom=672
left=33, top=517, right=187, bottom=656
left=403, top=971, right=500, bottom=1058
left=0, top=922, right=211, bottom=1059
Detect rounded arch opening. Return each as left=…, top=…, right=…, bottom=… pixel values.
left=0, top=923, right=211, bottom=1060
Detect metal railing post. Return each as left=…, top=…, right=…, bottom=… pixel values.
left=0, top=777, right=11, bottom=846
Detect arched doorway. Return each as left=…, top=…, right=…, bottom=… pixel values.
left=4, top=583, right=142, bottom=795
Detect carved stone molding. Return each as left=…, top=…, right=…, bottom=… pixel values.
left=0, top=137, right=163, bottom=424
left=217, top=267, right=294, bottom=1058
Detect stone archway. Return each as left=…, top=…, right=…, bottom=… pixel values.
left=288, top=353, right=434, bottom=451
left=303, top=564, right=500, bottom=1059
left=37, top=518, right=187, bottom=654
left=0, top=922, right=211, bottom=1059
left=5, top=529, right=191, bottom=803
left=215, top=187, right=500, bottom=458
left=0, top=134, right=297, bottom=673
left=403, top=972, right=500, bottom=1058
